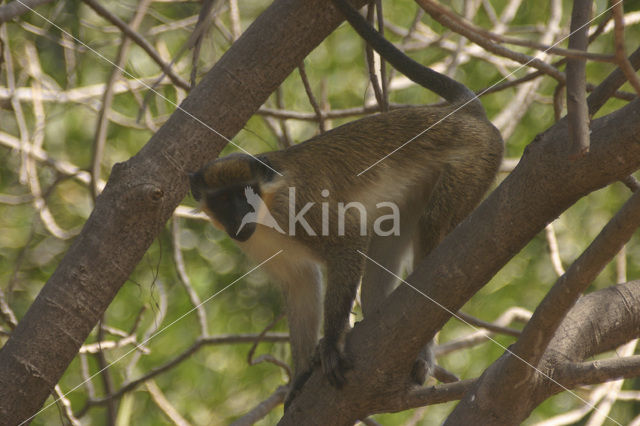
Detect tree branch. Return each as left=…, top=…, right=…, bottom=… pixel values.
left=0, top=0, right=52, bottom=24
left=565, top=0, right=592, bottom=158
left=0, top=0, right=366, bottom=423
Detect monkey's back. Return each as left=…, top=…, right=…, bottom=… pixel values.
left=265, top=104, right=502, bottom=198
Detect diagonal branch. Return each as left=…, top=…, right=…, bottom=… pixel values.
left=0, top=0, right=367, bottom=423
left=82, top=0, right=190, bottom=91
left=0, top=0, right=53, bottom=24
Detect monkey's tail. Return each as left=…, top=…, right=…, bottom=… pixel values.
left=332, top=0, right=479, bottom=109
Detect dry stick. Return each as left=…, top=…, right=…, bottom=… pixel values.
left=141, top=6, right=217, bottom=117
left=585, top=340, right=638, bottom=426
left=492, top=10, right=611, bottom=101
left=556, top=355, right=640, bottom=388
left=247, top=312, right=290, bottom=379
left=512, top=189, right=640, bottom=368
left=454, top=311, right=521, bottom=338
left=0, top=287, right=17, bottom=329
left=585, top=250, right=632, bottom=426
left=375, top=0, right=388, bottom=110
left=171, top=217, right=209, bottom=336
left=79, top=333, right=290, bottom=411
left=145, top=380, right=191, bottom=426
left=436, top=307, right=531, bottom=357
left=274, top=87, right=293, bottom=148
left=53, top=385, right=81, bottom=426
left=91, top=0, right=152, bottom=200
left=81, top=0, right=189, bottom=91
left=566, top=0, right=592, bottom=159
left=545, top=223, right=566, bottom=276
left=24, top=43, right=76, bottom=240
left=416, top=0, right=566, bottom=83
left=298, top=61, right=326, bottom=133
left=365, top=3, right=386, bottom=111
left=229, top=386, right=288, bottom=426
left=587, top=45, right=640, bottom=115
left=455, top=6, right=613, bottom=62
left=400, top=379, right=475, bottom=411
left=258, top=103, right=402, bottom=120
left=95, top=318, right=116, bottom=426
left=492, top=0, right=561, bottom=138
left=1, top=25, right=30, bottom=184
left=612, top=0, right=640, bottom=96
left=190, top=0, right=216, bottom=87
left=229, top=0, right=242, bottom=40
left=0, top=0, right=53, bottom=23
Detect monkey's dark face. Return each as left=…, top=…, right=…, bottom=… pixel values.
left=190, top=154, right=273, bottom=242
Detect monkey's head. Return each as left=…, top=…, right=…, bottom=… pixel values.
left=189, top=153, right=276, bottom=242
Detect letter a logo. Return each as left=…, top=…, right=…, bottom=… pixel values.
left=236, top=186, right=285, bottom=235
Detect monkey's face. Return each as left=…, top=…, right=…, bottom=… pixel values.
left=190, top=154, right=272, bottom=242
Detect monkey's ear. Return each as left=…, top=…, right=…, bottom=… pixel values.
left=251, top=156, right=276, bottom=182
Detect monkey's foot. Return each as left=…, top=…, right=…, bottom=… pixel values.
left=410, top=358, right=429, bottom=385
left=411, top=342, right=436, bottom=384
left=318, top=338, right=352, bottom=388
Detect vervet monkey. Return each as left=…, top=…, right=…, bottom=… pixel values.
left=189, top=0, right=503, bottom=403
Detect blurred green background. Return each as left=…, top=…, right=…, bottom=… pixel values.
left=1, top=0, right=639, bottom=424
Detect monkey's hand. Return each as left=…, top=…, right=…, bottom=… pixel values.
left=318, top=337, right=352, bottom=388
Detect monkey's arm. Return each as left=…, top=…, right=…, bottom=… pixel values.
left=319, top=250, right=366, bottom=387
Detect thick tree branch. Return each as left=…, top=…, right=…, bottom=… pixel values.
left=0, top=0, right=366, bottom=423
left=510, top=188, right=640, bottom=368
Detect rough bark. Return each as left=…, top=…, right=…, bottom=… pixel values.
left=0, top=0, right=366, bottom=423
left=445, top=280, right=640, bottom=426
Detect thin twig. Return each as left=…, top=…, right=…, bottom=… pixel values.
left=0, top=0, right=53, bottom=24
left=565, top=0, right=592, bottom=158
left=611, top=0, right=640, bottom=96
left=91, top=0, right=152, bottom=199
left=146, top=379, right=191, bottom=426
left=82, top=0, right=190, bottom=90
left=229, top=386, right=288, bottom=426
left=416, top=0, right=566, bottom=82
left=298, top=61, right=326, bottom=133
left=171, top=216, right=209, bottom=336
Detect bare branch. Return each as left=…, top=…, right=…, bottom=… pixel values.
left=90, top=0, right=152, bottom=199
left=229, top=386, right=287, bottom=426
left=82, top=0, right=190, bottom=91
left=0, top=0, right=53, bottom=24
left=611, top=0, right=640, bottom=96
left=146, top=380, right=192, bottom=426
left=514, top=189, right=640, bottom=367
left=565, top=0, right=592, bottom=158
left=416, top=0, right=566, bottom=82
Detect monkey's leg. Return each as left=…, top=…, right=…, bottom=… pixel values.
left=320, top=250, right=365, bottom=388
left=280, top=263, right=323, bottom=379
left=281, top=262, right=322, bottom=409
left=360, top=234, right=412, bottom=317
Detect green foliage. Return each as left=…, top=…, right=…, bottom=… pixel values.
left=1, top=0, right=639, bottom=424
